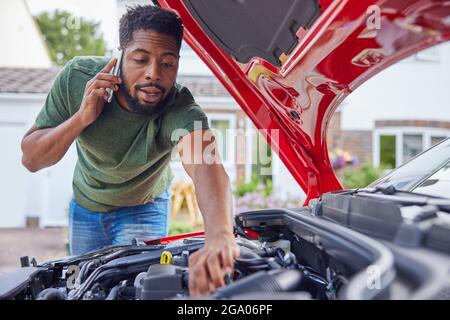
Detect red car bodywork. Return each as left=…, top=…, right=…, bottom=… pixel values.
left=155, top=0, right=450, bottom=204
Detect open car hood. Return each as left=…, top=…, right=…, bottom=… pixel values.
left=155, top=0, right=450, bottom=203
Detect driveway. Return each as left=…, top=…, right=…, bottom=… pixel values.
left=0, top=227, right=67, bottom=276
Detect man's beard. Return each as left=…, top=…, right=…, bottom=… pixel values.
left=119, top=75, right=173, bottom=116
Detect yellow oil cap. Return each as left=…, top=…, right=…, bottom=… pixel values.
left=160, top=251, right=173, bottom=265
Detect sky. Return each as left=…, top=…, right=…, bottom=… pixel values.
left=26, top=0, right=118, bottom=50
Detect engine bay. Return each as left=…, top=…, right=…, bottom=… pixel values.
left=2, top=190, right=450, bottom=300
left=0, top=233, right=338, bottom=300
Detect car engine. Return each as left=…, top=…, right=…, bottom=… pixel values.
left=2, top=190, right=450, bottom=300
left=0, top=231, right=339, bottom=300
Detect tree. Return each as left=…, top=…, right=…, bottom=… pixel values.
left=35, top=10, right=107, bottom=66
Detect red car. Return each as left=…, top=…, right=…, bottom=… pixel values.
left=1, top=0, right=449, bottom=300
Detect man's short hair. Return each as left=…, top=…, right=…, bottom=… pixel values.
left=119, top=5, right=184, bottom=51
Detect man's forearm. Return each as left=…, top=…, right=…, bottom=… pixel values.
left=21, top=112, right=87, bottom=172
left=192, top=164, right=234, bottom=239
left=180, top=130, right=240, bottom=295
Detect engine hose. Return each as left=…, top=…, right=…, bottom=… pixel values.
left=36, top=288, right=66, bottom=300
left=77, top=259, right=100, bottom=284
left=235, top=245, right=282, bottom=270
left=212, top=269, right=303, bottom=299
left=236, top=237, right=260, bottom=250
left=106, top=285, right=121, bottom=300
left=237, top=245, right=262, bottom=259
left=235, top=257, right=267, bottom=266
left=254, top=247, right=280, bottom=257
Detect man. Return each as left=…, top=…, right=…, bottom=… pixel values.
left=20, top=5, right=239, bottom=296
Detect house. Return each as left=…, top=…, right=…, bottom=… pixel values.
left=0, top=0, right=69, bottom=228
left=326, top=42, right=450, bottom=171
left=0, top=68, right=68, bottom=228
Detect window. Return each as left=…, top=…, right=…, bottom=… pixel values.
left=252, top=130, right=272, bottom=178
left=374, top=129, right=450, bottom=168
left=380, top=135, right=396, bottom=168
left=207, top=113, right=236, bottom=165
left=169, top=114, right=235, bottom=166
left=211, top=119, right=230, bottom=162
left=403, top=134, right=423, bottom=162
left=370, top=138, right=450, bottom=192
left=431, top=136, right=446, bottom=147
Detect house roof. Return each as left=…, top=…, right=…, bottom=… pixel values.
left=0, top=67, right=60, bottom=94
left=0, top=67, right=230, bottom=97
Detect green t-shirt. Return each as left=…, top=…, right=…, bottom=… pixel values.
left=35, top=56, right=209, bottom=212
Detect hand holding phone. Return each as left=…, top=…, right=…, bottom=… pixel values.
left=76, top=57, right=122, bottom=127
left=106, top=50, right=123, bottom=103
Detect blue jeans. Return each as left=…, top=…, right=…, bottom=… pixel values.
left=68, top=189, right=171, bottom=255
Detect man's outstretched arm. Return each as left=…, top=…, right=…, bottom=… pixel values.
left=177, top=128, right=239, bottom=296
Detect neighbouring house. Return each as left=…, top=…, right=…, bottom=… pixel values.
left=327, top=42, right=450, bottom=172
left=0, top=0, right=67, bottom=228
left=0, top=68, right=67, bottom=228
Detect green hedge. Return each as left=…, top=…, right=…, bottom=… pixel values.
left=341, top=162, right=385, bottom=189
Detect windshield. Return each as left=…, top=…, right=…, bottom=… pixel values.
left=412, top=160, right=450, bottom=198
left=369, top=138, right=450, bottom=197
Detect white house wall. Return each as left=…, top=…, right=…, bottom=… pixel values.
left=341, top=42, right=450, bottom=131
left=0, top=0, right=52, bottom=68
left=0, top=94, right=77, bottom=227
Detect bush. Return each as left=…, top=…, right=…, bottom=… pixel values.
left=235, top=174, right=272, bottom=197
left=234, top=174, right=302, bottom=213
left=341, top=162, right=385, bottom=189
left=235, top=191, right=301, bottom=213
left=169, top=221, right=193, bottom=236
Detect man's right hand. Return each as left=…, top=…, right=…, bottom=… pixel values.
left=76, top=58, right=122, bottom=127
left=21, top=58, right=123, bottom=172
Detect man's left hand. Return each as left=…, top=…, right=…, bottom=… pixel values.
left=188, top=231, right=239, bottom=297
